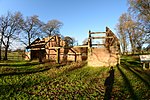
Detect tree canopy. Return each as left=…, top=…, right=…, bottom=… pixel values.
left=42, top=19, right=63, bottom=37
left=116, top=0, right=150, bottom=54
left=0, top=11, right=63, bottom=60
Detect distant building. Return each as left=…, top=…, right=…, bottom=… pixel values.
left=25, top=35, right=88, bottom=63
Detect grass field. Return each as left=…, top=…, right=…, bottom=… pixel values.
left=1, top=51, right=24, bottom=60
left=0, top=56, right=150, bottom=99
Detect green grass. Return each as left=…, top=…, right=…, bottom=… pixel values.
left=1, top=51, right=24, bottom=60
left=0, top=56, right=150, bottom=99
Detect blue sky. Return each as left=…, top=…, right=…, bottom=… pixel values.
left=0, top=0, right=128, bottom=46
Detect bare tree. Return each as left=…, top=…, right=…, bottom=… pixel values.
left=20, top=15, right=43, bottom=46
left=128, top=0, right=150, bottom=51
left=116, top=13, right=129, bottom=54
left=0, top=14, right=9, bottom=60
left=0, top=11, right=23, bottom=60
left=128, top=0, right=150, bottom=22
left=124, top=14, right=138, bottom=54
left=128, top=0, right=150, bottom=37
left=64, top=36, right=74, bottom=47
left=82, top=38, right=88, bottom=45
left=42, top=19, right=63, bottom=37
left=117, top=11, right=150, bottom=54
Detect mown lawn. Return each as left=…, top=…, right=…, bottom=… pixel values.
left=0, top=56, right=150, bottom=99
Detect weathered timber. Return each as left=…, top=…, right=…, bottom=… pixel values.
left=90, top=32, right=106, bottom=34
left=56, top=48, right=60, bottom=63
left=70, top=48, right=77, bottom=62
left=47, top=47, right=61, bottom=49
left=92, top=44, right=105, bottom=46
left=90, top=36, right=114, bottom=39
left=73, top=45, right=88, bottom=48
left=88, top=27, right=120, bottom=67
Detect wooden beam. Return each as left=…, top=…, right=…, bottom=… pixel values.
left=60, top=53, right=81, bottom=55
left=90, top=36, right=114, bottom=39
left=73, top=45, right=88, bottom=48
left=56, top=48, right=60, bottom=63
left=31, top=48, right=45, bottom=50
left=29, top=45, right=44, bottom=49
left=88, top=31, right=92, bottom=48
left=47, top=47, right=61, bottom=49
left=106, top=27, right=119, bottom=41
left=109, top=37, right=115, bottom=46
left=90, top=32, right=106, bottom=34
left=75, top=53, right=77, bottom=62
left=31, top=43, right=45, bottom=46
left=92, top=44, right=105, bottom=46
left=70, top=48, right=77, bottom=62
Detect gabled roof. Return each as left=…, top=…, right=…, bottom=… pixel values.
left=26, top=35, right=62, bottom=49
left=26, top=37, right=45, bottom=49
left=30, top=38, right=41, bottom=45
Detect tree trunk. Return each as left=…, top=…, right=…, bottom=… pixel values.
left=128, top=31, right=135, bottom=54
left=3, top=37, right=10, bottom=60
left=3, top=45, right=9, bottom=60
left=28, top=37, right=31, bottom=46
left=0, top=46, right=1, bottom=60
left=0, top=35, right=4, bottom=60
left=28, top=32, right=31, bottom=46
left=121, top=39, right=127, bottom=55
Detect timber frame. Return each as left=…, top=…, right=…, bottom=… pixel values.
left=87, top=27, right=120, bottom=66
left=25, top=27, right=120, bottom=66
left=25, top=35, right=88, bottom=63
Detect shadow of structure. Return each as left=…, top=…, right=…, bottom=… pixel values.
left=0, top=63, right=70, bottom=77
left=121, top=57, right=150, bottom=87
left=104, top=66, right=114, bottom=100
left=117, top=64, right=138, bottom=100
left=0, top=62, right=40, bottom=67
left=0, top=66, right=51, bottom=77
left=122, top=63, right=150, bottom=88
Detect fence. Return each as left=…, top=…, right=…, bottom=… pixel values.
left=1, top=56, right=24, bottom=61
left=1, top=51, right=24, bottom=61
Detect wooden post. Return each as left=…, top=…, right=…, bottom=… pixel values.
left=88, top=30, right=92, bottom=48
left=56, top=48, right=60, bottom=63
left=88, top=30, right=92, bottom=54
left=75, top=53, right=77, bottom=62
left=57, top=36, right=60, bottom=47
left=39, top=48, right=42, bottom=63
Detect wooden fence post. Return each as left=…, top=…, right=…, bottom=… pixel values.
left=56, top=48, right=60, bottom=63
left=75, top=53, right=77, bottom=62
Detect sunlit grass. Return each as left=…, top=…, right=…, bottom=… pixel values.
left=0, top=56, right=150, bottom=99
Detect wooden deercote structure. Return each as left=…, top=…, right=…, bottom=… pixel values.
left=88, top=27, right=120, bottom=67
left=25, top=27, right=120, bottom=67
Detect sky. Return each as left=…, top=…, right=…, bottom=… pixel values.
left=0, top=0, right=128, bottom=49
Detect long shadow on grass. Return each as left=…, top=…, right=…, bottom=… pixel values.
left=121, top=57, right=150, bottom=78
left=0, top=76, right=50, bottom=98
left=0, top=66, right=51, bottom=77
left=117, top=65, right=138, bottom=100
left=0, top=63, right=87, bottom=99
left=0, top=62, right=40, bottom=67
left=133, top=68, right=150, bottom=79
left=122, top=64, right=150, bottom=88
left=104, top=67, right=114, bottom=100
